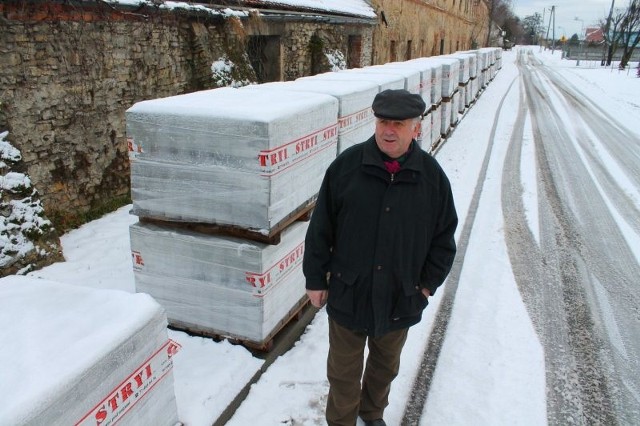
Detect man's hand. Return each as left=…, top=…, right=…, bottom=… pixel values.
left=307, top=289, right=328, bottom=308
left=421, top=288, right=431, bottom=299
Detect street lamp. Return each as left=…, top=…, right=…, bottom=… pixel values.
left=574, top=17, right=584, bottom=39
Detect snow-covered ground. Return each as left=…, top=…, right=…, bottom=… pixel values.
left=3, top=47, right=639, bottom=425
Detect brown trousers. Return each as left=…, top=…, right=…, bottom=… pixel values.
left=326, top=318, right=409, bottom=426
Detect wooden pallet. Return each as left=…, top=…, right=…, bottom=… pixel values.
left=167, top=296, right=312, bottom=353
left=139, top=197, right=315, bottom=245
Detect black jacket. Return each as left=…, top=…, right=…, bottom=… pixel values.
left=303, top=136, right=458, bottom=337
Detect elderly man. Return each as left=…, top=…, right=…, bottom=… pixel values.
left=303, top=89, right=458, bottom=426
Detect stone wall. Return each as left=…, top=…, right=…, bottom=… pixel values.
left=242, top=15, right=374, bottom=81
left=0, top=1, right=373, bottom=233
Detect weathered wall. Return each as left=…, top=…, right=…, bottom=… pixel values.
left=368, top=0, right=490, bottom=64
left=243, top=15, right=373, bottom=81
left=0, top=5, right=232, bottom=228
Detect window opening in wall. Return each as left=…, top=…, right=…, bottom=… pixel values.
left=390, top=40, right=397, bottom=62
left=248, top=35, right=281, bottom=83
left=406, top=40, right=412, bottom=60
left=439, top=39, right=445, bottom=55
left=348, top=35, right=362, bottom=68
left=420, top=39, right=425, bottom=57
left=310, top=35, right=325, bottom=75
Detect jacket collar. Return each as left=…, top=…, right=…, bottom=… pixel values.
left=362, top=136, right=422, bottom=172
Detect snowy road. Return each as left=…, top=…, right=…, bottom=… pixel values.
left=502, top=49, right=640, bottom=424
left=404, top=48, right=640, bottom=425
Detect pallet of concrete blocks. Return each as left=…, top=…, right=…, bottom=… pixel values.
left=475, top=49, right=490, bottom=88
left=371, top=61, right=434, bottom=150
left=447, top=53, right=475, bottom=111
left=457, top=50, right=481, bottom=102
left=130, top=219, right=309, bottom=349
left=126, top=87, right=339, bottom=242
left=424, top=57, right=459, bottom=137
left=406, top=59, right=443, bottom=148
left=478, top=48, right=497, bottom=83
left=0, top=276, right=179, bottom=426
left=495, top=48, right=503, bottom=69
left=240, top=79, right=379, bottom=154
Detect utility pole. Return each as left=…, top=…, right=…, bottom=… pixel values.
left=545, top=6, right=556, bottom=52
left=552, top=6, right=556, bottom=51
left=539, top=8, right=547, bottom=51
left=602, top=0, right=615, bottom=66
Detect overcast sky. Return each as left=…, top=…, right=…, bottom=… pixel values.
left=511, top=0, right=618, bottom=38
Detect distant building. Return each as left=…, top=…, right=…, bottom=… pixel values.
left=585, top=27, right=604, bottom=43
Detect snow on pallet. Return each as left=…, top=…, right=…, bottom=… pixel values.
left=298, top=69, right=405, bottom=94
left=130, top=220, right=309, bottom=349
left=126, top=87, right=339, bottom=235
left=241, top=79, right=379, bottom=154
left=0, top=276, right=179, bottom=426
left=423, top=57, right=460, bottom=99
left=354, top=65, right=422, bottom=95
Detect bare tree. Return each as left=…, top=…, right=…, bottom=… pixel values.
left=522, top=13, right=544, bottom=45
left=619, top=0, right=640, bottom=68
left=600, top=7, right=627, bottom=65
left=485, top=0, right=514, bottom=46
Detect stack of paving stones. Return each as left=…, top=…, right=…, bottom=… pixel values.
left=455, top=51, right=481, bottom=107
left=0, top=276, right=179, bottom=426
left=420, top=57, right=460, bottom=138
left=126, top=87, right=339, bottom=348
left=445, top=53, right=472, bottom=115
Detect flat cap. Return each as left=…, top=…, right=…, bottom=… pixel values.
left=372, top=89, right=426, bottom=120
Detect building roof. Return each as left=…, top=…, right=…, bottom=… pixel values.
left=236, top=0, right=376, bottom=19
left=585, top=27, right=604, bottom=43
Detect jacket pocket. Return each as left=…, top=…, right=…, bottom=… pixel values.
left=327, top=260, right=359, bottom=316
left=391, top=279, right=428, bottom=320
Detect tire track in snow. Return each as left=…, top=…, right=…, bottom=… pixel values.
left=401, top=75, right=519, bottom=425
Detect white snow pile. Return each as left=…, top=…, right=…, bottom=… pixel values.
left=211, top=55, right=256, bottom=88
left=325, top=49, right=347, bottom=71
left=0, top=131, right=60, bottom=274
left=107, top=0, right=250, bottom=18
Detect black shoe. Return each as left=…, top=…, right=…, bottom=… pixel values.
left=363, top=420, right=386, bottom=426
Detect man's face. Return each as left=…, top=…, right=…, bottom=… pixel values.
left=374, top=117, right=421, bottom=159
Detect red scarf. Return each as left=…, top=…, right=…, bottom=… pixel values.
left=383, top=160, right=402, bottom=174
